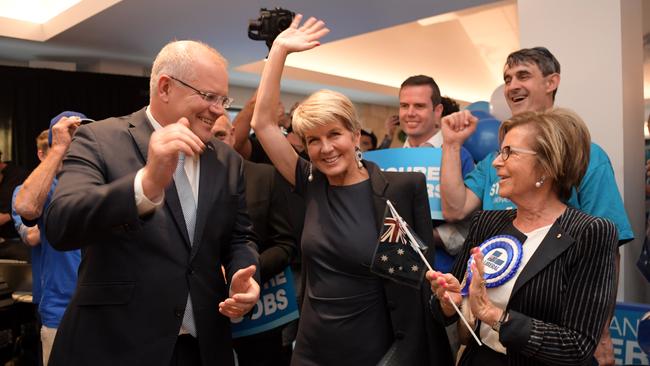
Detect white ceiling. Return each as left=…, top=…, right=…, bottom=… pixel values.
left=0, top=0, right=646, bottom=107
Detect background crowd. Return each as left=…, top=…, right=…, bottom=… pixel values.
left=0, top=11, right=641, bottom=366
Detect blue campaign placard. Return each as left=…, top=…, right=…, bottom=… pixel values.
left=231, top=267, right=299, bottom=338
left=611, top=302, right=650, bottom=365
left=364, top=147, right=442, bottom=220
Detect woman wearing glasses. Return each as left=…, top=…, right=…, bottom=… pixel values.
left=251, top=14, right=453, bottom=366
left=428, top=108, right=618, bottom=365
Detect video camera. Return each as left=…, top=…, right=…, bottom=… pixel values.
left=248, top=7, right=295, bottom=50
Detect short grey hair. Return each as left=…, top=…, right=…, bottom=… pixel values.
left=149, top=40, right=227, bottom=99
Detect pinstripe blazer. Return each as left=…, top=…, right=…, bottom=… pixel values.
left=451, top=207, right=617, bottom=366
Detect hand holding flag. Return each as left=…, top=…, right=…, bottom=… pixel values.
left=427, top=270, right=482, bottom=346
left=372, top=200, right=481, bottom=346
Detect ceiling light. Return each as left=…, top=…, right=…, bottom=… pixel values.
left=0, top=0, right=81, bottom=24
left=417, top=13, right=458, bottom=27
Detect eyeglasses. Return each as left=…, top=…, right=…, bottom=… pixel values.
left=213, top=130, right=228, bottom=140
left=169, top=76, right=234, bottom=109
left=496, top=145, right=537, bottom=161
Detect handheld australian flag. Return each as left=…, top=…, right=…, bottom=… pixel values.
left=370, top=200, right=432, bottom=288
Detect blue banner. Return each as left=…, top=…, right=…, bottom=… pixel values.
left=231, top=267, right=299, bottom=338
left=611, top=302, right=650, bottom=365
left=364, top=148, right=442, bottom=220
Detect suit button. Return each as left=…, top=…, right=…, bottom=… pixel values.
left=174, top=307, right=183, bottom=318
left=187, top=267, right=195, bottom=276
left=387, top=301, right=396, bottom=310
left=395, top=331, right=405, bottom=340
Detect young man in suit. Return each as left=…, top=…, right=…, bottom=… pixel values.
left=45, top=40, right=260, bottom=366
left=399, top=75, right=475, bottom=271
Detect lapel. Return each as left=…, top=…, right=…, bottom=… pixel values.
left=165, top=182, right=192, bottom=249
left=500, top=221, right=528, bottom=245
left=190, top=142, right=218, bottom=259
left=127, top=108, right=152, bottom=163
left=508, top=213, right=575, bottom=299
left=365, top=161, right=390, bottom=233
left=127, top=108, right=191, bottom=250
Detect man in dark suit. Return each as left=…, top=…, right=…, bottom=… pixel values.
left=45, top=40, right=260, bottom=366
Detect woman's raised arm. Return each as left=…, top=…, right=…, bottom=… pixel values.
left=250, top=14, right=329, bottom=186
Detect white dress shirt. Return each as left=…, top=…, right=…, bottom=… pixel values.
left=134, top=107, right=200, bottom=215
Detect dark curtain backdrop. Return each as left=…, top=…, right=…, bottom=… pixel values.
left=0, top=65, right=150, bottom=170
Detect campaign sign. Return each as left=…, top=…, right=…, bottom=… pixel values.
left=364, top=148, right=442, bottom=220
left=231, top=267, right=299, bottom=338
left=611, top=302, right=650, bottom=365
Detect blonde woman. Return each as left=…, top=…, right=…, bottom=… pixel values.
left=251, top=15, right=453, bottom=366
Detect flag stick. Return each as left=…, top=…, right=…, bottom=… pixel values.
left=385, top=200, right=482, bottom=346
left=447, top=297, right=482, bottom=346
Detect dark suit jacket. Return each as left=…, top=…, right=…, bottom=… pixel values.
left=45, top=108, right=259, bottom=366
left=353, top=161, right=453, bottom=365
left=450, top=208, right=617, bottom=366
left=242, top=160, right=296, bottom=283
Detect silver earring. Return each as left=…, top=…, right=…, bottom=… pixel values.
left=355, top=146, right=363, bottom=169
left=535, top=176, right=545, bottom=188
left=308, top=163, right=313, bottom=182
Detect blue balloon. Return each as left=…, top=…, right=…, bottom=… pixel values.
left=466, top=101, right=490, bottom=113
left=469, top=110, right=494, bottom=121
left=463, top=118, right=501, bottom=162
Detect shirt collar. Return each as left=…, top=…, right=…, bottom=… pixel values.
left=144, top=107, right=197, bottom=166
left=403, top=130, right=443, bottom=148
left=145, top=106, right=163, bottom=132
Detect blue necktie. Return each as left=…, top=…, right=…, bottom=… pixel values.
left=174, top=153, right=197, bottom=337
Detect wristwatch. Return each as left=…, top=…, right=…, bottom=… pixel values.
left=491, top=310, right=509, bottom=333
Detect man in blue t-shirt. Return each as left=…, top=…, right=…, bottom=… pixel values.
left=13, top=112, right=88, bottom=366
left=439, top=47, right=632, bottom=366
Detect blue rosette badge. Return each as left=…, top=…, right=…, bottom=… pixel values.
left=460, top=235, right=523, bottom=296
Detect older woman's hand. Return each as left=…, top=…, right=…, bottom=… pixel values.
left=468, top=247, right=503, bottom=327
left=426, top=270, right=462, bottom=317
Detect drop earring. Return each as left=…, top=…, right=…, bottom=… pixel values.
left=355, top=146, right=363, bottom=169
left=308, top=163, right=313, bottom=182
left=535, top=176, right=546, bottom=188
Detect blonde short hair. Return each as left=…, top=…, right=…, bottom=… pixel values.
left=149, top=40, right=227, bottom=98
left=291, top=89, right=360, bottom=139
left=498, top=108, right=590, bottom=201
left=36, top=129, right=49, bottom=154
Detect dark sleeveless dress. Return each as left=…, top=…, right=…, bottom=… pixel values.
left=291, top=158, right=392, bottom=366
